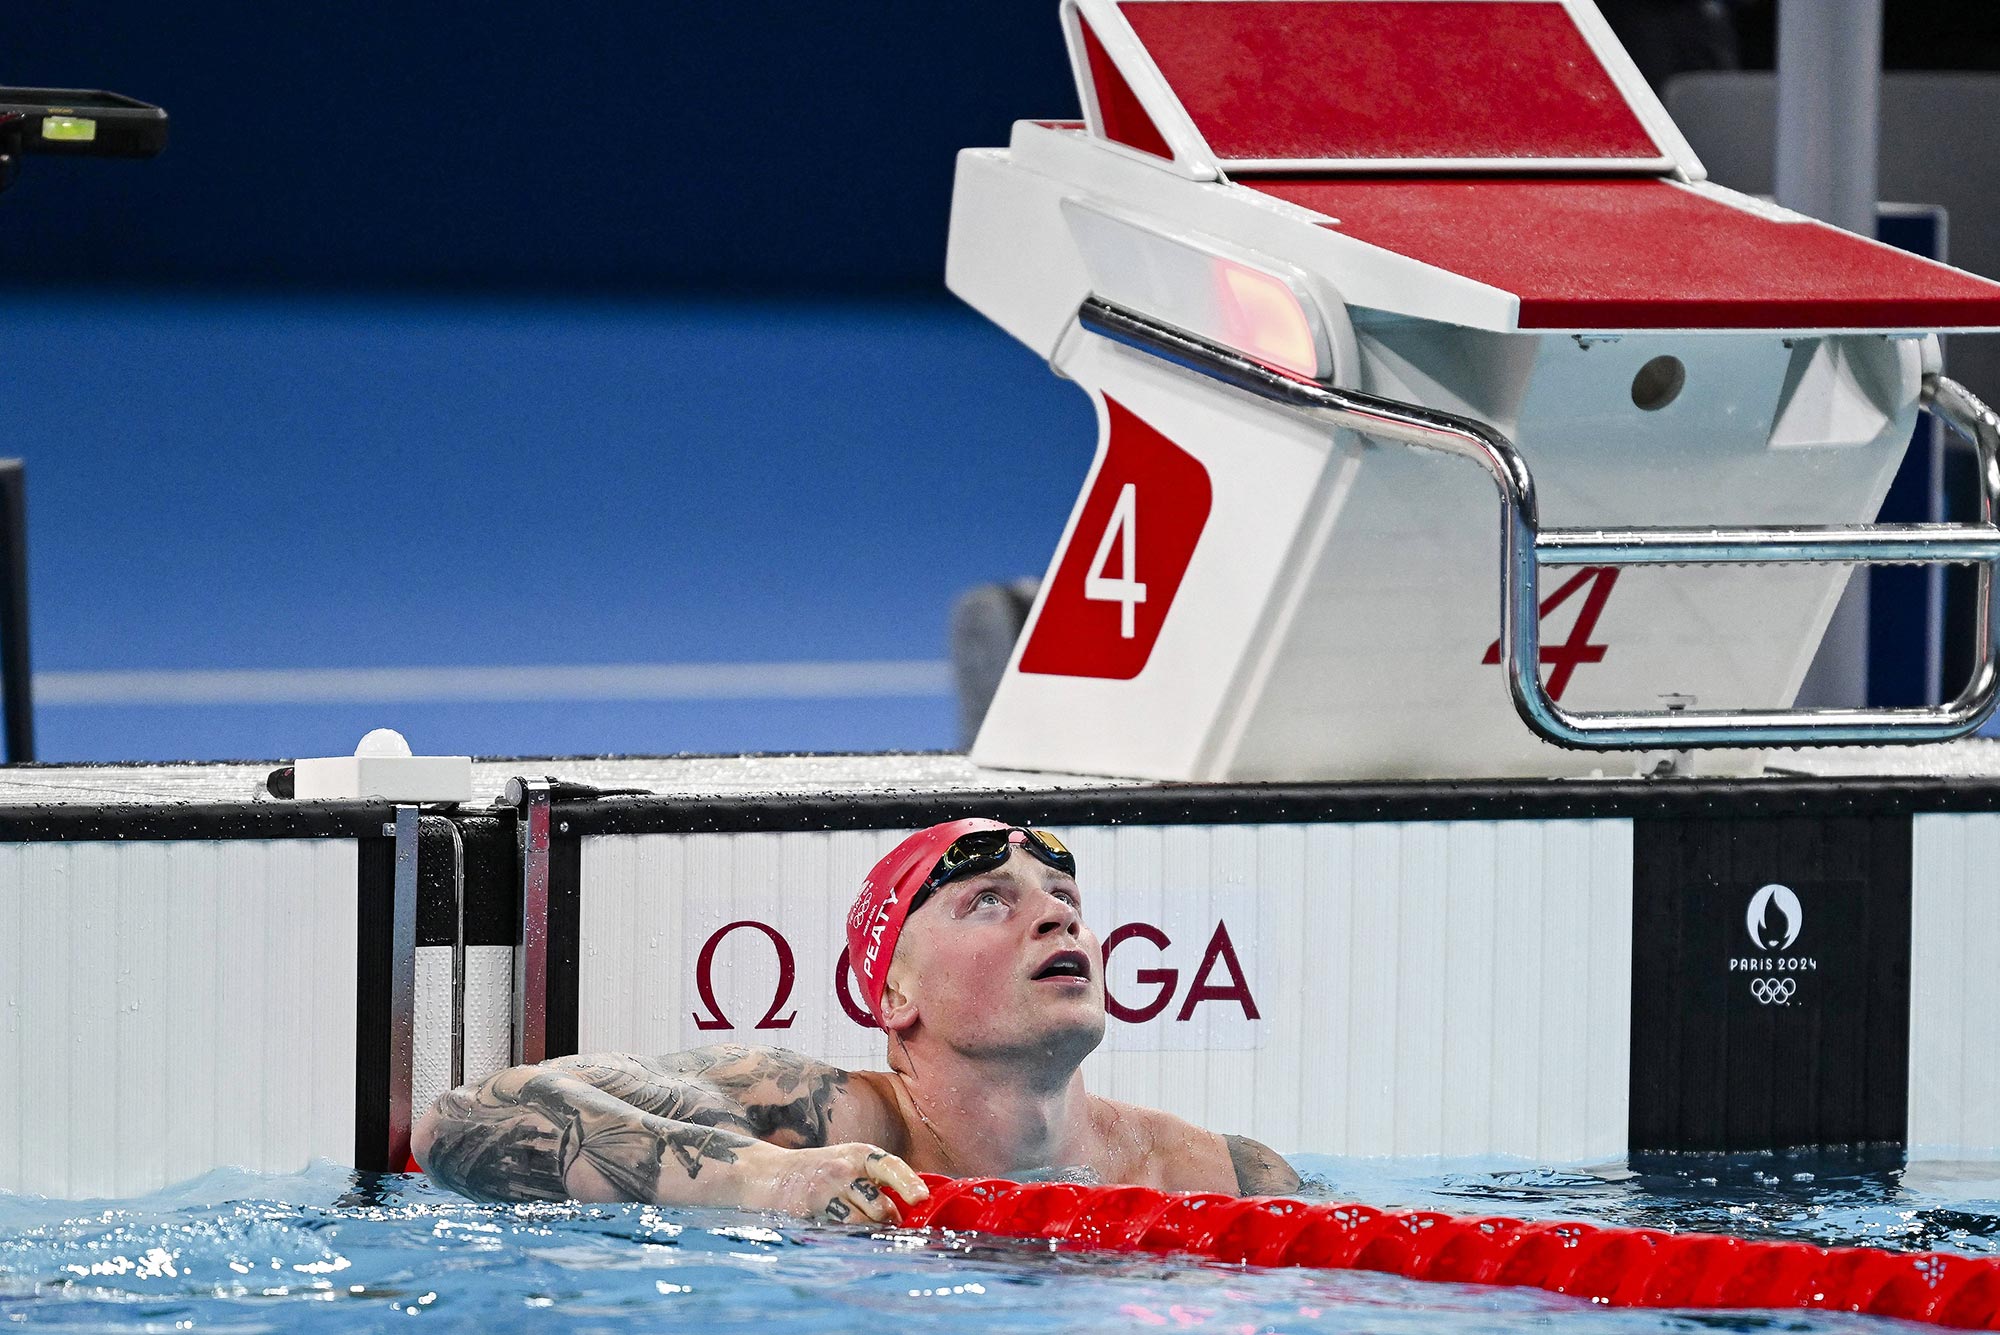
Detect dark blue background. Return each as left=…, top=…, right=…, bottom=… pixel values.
left=1, top=3, right=1080, bottom=293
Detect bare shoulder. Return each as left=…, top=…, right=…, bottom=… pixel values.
left=547, top=1045, right=898, bottom=1149
left=1090, top=1098, right=1299, bottom=1196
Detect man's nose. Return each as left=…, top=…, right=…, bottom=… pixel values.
left=1033, top=892, right=1081, bottom=936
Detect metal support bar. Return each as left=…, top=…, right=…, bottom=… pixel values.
left=1539, top=526, right=2000, bottom=568
left=438, top=815, right=467, bottom=1090
left=387, top=804, right=419, bottom=1173
left=0, top=461, right=34, bottom=763
left=508, top=777, right=552, bottom=1066
left=1080, top=297, right=2000, bottom=750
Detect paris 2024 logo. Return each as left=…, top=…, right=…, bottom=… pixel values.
left=1729, top=883, right=1817, bottom=1005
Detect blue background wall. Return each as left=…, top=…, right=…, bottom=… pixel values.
left=0, top=3, right=1099, bottom=761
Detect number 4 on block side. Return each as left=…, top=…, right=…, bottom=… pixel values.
left=1084, top=483, right=1148, bottom=639
left=1481, top=566, right=1620, bottom=701
left=1018, top=397, right=1213, bottom=681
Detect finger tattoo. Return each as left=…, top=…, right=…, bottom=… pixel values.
left=852, top=1178, right=880, bottom=1201
left=825, top=1197, right=852, bottom=1222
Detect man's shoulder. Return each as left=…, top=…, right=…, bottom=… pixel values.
left=1089, top=1096, right=1299, bottom=1196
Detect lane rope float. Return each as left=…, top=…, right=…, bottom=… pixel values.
left=897, top=1175, right=2000, bottom=1330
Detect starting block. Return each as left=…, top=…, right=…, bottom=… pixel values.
left=949, top=0, right=2000, bottom=782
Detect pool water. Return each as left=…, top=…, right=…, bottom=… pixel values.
left=5, top=1154, right=1999, bottom=1332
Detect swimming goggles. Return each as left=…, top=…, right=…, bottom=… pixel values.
left=909, top=826, right=1077, bottom=914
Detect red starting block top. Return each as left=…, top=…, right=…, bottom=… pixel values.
left=1063, top=0, right=2000, bottom=331
left=1249, top=177, right=2000, bottom=331
left=1072, top=0, right=1691, bottom=174
left=1122, top=0, right=1663, bottom=166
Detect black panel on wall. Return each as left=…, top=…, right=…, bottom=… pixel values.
left=1630, top=815, right=1913, bottom=1155
left=546, top=832, right=582, bottom=1060
left=417, top=813, right=517, bottom=950
left=353, top=832, right=396, bottom=1172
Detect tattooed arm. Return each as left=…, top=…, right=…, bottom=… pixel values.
left=413, top=1045, right=924, bottom=1220
left=1223, top=1134, right=1302, bottom=1195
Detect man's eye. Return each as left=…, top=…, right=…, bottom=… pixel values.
left=1053, top=890, right=1079, bottom=906
left=973, top=890, right=1005, bottom=908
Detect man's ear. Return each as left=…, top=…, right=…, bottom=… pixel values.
left=877, top=971, right=919, bottom=1034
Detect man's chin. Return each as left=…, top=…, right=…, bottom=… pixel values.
left=1028, top=1009, right=1107, bottom=1066
left=965, top=1004, right=1106, bottom=1069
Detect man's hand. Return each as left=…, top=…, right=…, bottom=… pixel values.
left=740, top=1142, right=929, bottom=1224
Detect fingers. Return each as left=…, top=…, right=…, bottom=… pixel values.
left=810, top=1146, right=924, bottom=1226
left=817, top=1174, right=898, bottom=1225
left=822, top=1173, right=901, bottom=1226
left=862, top=1148, right=929, bottom=1203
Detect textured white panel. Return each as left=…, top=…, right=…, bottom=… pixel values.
left=412, top=945, right=518, bottom=1116
left=463, top=946, right=516, bottom=1089
left=1909, top=814, right=2000, bottom=1156
left=0, top=840, right=358, bottom=1198
left=576, top=820, right=1632, bottom=1160
left=414, top=946, right=454, bottom=1123
left=580, top=831, right=889, bottom=1073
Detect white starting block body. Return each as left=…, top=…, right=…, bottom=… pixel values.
left=950, top=0, right=2000, bottom=782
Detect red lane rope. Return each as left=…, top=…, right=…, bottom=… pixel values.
left=898, top=1175, right=2000, bottom=1330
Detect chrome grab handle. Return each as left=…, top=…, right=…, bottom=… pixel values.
left=1079, top=297, right=2000, bottom=750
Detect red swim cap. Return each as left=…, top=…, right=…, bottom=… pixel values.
left=847, top=818, right=1009, bottom=1024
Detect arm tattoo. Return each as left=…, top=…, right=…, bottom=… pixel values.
left=424, top=1046, right=851, bottom=1205
left=1223, top=1134, right=1302, bottom=1196
left=552, top=1045, right=851, bottom=1148
left=423, top=1067, right=752, bottom=1204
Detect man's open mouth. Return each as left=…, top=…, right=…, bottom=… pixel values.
left=1032, top=950, right=1092, bottom=981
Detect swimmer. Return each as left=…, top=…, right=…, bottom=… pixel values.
left=413, top=819, right=1300, bottom=1221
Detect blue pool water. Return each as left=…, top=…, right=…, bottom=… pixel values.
left=5, top=1155, right=2000, bottom=1332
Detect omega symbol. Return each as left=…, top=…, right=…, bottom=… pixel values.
left=1745, top=883, right=1803, bottom=952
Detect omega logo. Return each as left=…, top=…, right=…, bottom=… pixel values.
left=691, top=921, right=798, bottom=1031
left=688, top=918, right=1262, bottom=1033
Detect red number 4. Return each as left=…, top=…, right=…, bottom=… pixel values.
left=1481, top=567, right=1620, bottom=702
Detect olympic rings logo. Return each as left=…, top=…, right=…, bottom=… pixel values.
left=1750, top=978, right=1796, bottom=1006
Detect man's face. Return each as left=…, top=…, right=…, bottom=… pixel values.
left=886, top=846, right=1106, bottom=1066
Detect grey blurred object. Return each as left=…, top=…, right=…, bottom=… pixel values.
left=1772, top=0, right=1882, bottom=711
left=1667, top=71, right=2000, bottom=414
left=1597, top=0, right=1745, bottom=89
left=951, top=579, right=1040, bottom=747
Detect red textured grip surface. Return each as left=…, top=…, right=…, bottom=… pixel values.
left=1247, top=176, right=2000, bottom=330
left=1119, top=0, right=1660, bottom=164
left=900, top=1174, right=2000, bottom=1330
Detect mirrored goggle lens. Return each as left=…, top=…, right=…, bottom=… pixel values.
left=1023, top=828, right=1076, bottom=875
